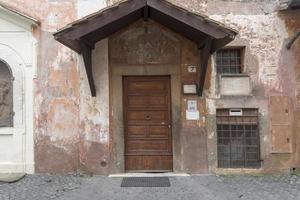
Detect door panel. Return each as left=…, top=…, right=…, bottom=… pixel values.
left=123, top=76, right=173, bottom=171
left=127, top=81, right=166, bottom=93
left=127, top=110, right=169, bottom=124
left=148, top=126, right=169, bottom=138
left=127, top=140, right=169, bottom=152
left=127, top=95, right=168, bottom=108
left=127, top=126, right=147, bottom=138
left=125, top=155, right=173, bottom=171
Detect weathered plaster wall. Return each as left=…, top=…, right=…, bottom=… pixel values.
left=34, top=2, right=80, bottom=173
left=0, top=0, right=112, bottom=175
left=77, top=0, right=106, bottom=18
left=0, top=0, right=81, bottom=173
left=278, top=10, right=300, bottom=169
left=201, top=0, right=298, bottom=173
left=203, top=0, right=296, bottom=173
left=0, top=0, right=298, bottom=175
left=78, top=39, right=110, bottom=175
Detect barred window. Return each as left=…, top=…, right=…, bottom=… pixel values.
left=0, top=60, right=13, bottom=127
left=216, top=49, right=242, bottom=74
left=217, top=108, right=260, bottom=168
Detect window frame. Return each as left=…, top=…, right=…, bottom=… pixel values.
left=216, top=108, right=261, bottom=169
left=215, top=47, right=245, bottom=74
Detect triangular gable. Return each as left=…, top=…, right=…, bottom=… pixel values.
left=54, top=0, right=237, bottom=53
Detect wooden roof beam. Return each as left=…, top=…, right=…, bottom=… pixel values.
left=211, top=36, right=235, bottom=53
left=287, top=30, right=300, bottom=50
left=80, top=42, right=96, bottom=96
left=198, top=38, right=212, bottom=96
left=143, top=5, right=149, bottom=21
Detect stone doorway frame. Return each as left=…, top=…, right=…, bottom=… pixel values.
left=110, top=65, right=181, bottom=173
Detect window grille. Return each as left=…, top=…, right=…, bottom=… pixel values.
left=216, top=49, right=242, bottom=74
left=217, top=108, right=260, bottom=168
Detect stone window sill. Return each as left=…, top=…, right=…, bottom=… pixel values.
left=219, top=74, right=252, bottom=96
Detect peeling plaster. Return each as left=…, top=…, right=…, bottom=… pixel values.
left=206, top=98, right=217, bottom=115
left=52, top=46, right=75, bottom=70
left=77, top=0, right=106, bottom=18
left=208, top=131, right=215, bottom=139
left=210, top=13, right=288, bottom=92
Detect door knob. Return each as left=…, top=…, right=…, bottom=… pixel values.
left=145, top=115, right=151, bottom=120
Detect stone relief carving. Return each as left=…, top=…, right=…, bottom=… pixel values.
left=110, top=20, right=181, bottom=65
left=0, top=75, right=13, bottom=127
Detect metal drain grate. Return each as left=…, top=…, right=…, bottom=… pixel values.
left=121, top=177, right=170, bottom=187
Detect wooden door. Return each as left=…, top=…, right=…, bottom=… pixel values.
left=123, top=76, right=173, bottom=172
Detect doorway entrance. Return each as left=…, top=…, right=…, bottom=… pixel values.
left=123, top=76, right=173, bottom=172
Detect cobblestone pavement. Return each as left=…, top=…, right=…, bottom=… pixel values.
left=1, top=174, right=300, bottom=200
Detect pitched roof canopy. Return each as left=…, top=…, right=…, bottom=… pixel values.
left=54, top=0, right=238, bottom=97
left=54, top=0, right=237, bottom=53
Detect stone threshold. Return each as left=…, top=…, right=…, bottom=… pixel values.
left=108, top=173, right=190, bottom=178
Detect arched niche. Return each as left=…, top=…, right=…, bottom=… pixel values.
left=0, top=44, right=24, bottom=129
left=0, top=59, right=13, bottom=127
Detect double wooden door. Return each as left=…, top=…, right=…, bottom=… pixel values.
left=123, top=76, right=173, bottom=172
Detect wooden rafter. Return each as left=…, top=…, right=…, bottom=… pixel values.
left=198, top=38, right=212, bottom=96
left=287, top=30, right=300, bottom=50
left=80, top=42, right=96, bottom=96
left=143, top=5, right=149, bottom=21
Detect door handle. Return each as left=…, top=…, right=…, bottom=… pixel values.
left=145, top=115, right=151, bottom=120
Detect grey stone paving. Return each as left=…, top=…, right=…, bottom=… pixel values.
left=0, top=174, right=300, bottom=200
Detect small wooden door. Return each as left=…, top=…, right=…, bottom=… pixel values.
left=123, top=76, right=173, bottom=172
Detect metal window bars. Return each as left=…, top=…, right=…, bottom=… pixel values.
left=216, top=49, right=241, bottom=74
left=216, top=108, right=260, bottom=168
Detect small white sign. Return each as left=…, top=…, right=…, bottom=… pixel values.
left=186, top=110, right=200, bottom=120
left=183, top=84, right=197, bottom=94
left=186, top=100, right=199, bottom=120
